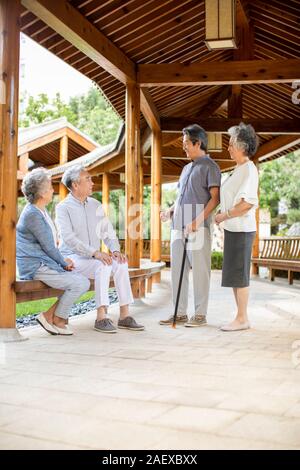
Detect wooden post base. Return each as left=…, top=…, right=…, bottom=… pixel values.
left=252, top=263, right=259, bottom=276
left=147, top=276, right=153, bottom=293
left=131, top=278, right=142, bottom=299
left=0, top=328, right=28, bottom=343
left=152, top=272, right=161, bottom=284
left=140, top=279, right=146, bottom=298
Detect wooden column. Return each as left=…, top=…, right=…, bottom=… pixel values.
left=18, top=152, right=29, bottom=174
left=125, top=83, right=141, bottom=270
left=102, top=172, right=110, bottom=215
left=139, top=160, right=144, bottom=259
left=252, top=163, right=260, bottom=275
left=0, top=0, right=21, bottom=333
left=102, top=172, right=110, bottom=253
left=59, top=135, right=68, bottom=200
left=150, top=130, right=162, bottom=283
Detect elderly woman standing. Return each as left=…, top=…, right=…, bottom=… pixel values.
left=215, top=123, right=259, bottom=331
left=17, top=168, right=90, bottom=335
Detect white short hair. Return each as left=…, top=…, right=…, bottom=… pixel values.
left=21, top=168, right=51, bottom=203
left=62, top=164, right=85, bottom=190
left=228, top=122, right=259, bottom=158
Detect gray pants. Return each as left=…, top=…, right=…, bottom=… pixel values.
left=171, top=227, right=211, bottom=317
left=34, top=265, right=90, bottom=319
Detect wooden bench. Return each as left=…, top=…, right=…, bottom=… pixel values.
left=252, top=237, right=300, bottom=285
left=15, top=260, right=165, bottom=303
left=124, top=239, right=170, bottom=263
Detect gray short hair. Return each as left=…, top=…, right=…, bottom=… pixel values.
left=21, top=168, right=51, bottom=204
left=228, top=122, right=259, bottom=158
left=182, top=124, right=208, bottom=152
left=62, top=164, right=85, bottom=190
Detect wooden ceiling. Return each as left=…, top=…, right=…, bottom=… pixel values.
left=19, top=0, right=300, bottom=178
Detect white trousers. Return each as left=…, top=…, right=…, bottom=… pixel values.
left=69, top=254, right=134, bottom=308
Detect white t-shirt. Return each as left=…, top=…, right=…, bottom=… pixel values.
left=38, top=208, right=58, bottom=246
left=220, top=161, right=258, bottom=232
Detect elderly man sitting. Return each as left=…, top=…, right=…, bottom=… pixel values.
left=56, top=164, right=144, bottom=334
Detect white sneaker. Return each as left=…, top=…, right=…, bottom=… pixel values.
left=220, top=322, right=250, bottom=332
left=36, top=313, right=59, bottom=335
left=54, top=325, right=74, bottom=336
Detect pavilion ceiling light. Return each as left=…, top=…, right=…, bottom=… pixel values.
left=120, top=173, right=125, bottom=183
left=208, top=133, right=223, bottom=153
left=205, top=0, right=237, bottom=50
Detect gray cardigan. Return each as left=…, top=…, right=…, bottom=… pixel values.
left=16, top=204, right=68, bottom=280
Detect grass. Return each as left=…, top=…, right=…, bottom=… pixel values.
left=16, top=291, right=95, bottom=319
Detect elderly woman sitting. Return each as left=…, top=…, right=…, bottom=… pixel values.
left=17, top=168, right=90, bottom=336
left=215, top=122, right=259, bottom=332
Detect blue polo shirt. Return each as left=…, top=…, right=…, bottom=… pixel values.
left=172, top=155, right=221, bottom=229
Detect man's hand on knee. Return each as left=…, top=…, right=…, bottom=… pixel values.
left=112, top=251, right=127, bottom=264
left=93, top=250, right=112, bottom=265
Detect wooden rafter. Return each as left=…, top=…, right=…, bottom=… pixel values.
left=21, top=0, right=136, bottom=84
left=140, top=88, right=161, bottom=132
left=254, top=135, right=300, bottom=163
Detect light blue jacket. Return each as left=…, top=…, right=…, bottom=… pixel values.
left=16, top=204, right=68, bottom=280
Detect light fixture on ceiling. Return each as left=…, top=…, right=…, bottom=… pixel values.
left=205, top=0, right=237, bottom=50
left=208, top=133, right=223, bottom=152
left=119, top=173, right=125, bottom=183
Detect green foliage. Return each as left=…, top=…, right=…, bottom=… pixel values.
left=19, top=86, right=121, bottom=146
left=16, top=291, right=95, bottom=318
left=19, top=92, right=76, bottom=127
left=259, top=152, right=300, bottom=234
left=211, top=251, right=223, bottom=270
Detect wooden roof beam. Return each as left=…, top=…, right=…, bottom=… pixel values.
left=199, top=86, right=231, bottom=118
left=161, top=118, right=300, bottom=135
left=138, top=59, right=300, bottom=86
left=254, top=135, right=300, bottom=163
left=141, top=127, right=152, bottom=155
left=140, top=88, right=160, bottom=132
left=21, top=0, right=136, bottom=84
left=228, top=85, right=243, bottom=118
left=18, top=127, right=66, bottom=155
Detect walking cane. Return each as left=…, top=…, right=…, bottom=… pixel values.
left=172, top=236, right=188, bottom=328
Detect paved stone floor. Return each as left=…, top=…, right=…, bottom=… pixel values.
left=1, top=269, right=300, bottom=450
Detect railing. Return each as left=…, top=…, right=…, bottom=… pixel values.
left=119, top=239, right=171, bottom=262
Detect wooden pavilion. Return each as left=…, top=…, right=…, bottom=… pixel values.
left=1, top=0, right=300, bottom=340
left=17, top=117, right=99, bottom=198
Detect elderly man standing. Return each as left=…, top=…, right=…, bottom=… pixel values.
left=160, top=124, right=221, bottom=327
left=56, top=164, right=144, bottom=334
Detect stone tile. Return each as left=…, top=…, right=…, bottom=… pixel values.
left=1, top=270, right=300, bottom=449
left=86, top=397, right=175, bottom=424
left=221, top=413, right=300, bottom=447
left=217, top=393, right=298, bottom=416
left=151, top=430, right=296, bottom=450
left=272, top=381, right=300, bottom=398
left=0, top=431, right=87, bottom=450
left=284, top=403, right=300, bottom=418
left=154, top=388, right=230, bottom=408
left=151, top=406, right=242, bottom=433
left=1, top=408, right=170, bottom=450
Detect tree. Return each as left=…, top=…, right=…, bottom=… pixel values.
left=19, top=86, right=121, bottom=146
left=259, top=152, right=300, bottom=234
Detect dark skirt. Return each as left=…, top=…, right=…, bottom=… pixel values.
left=222, top=230, right=256, bottom=288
